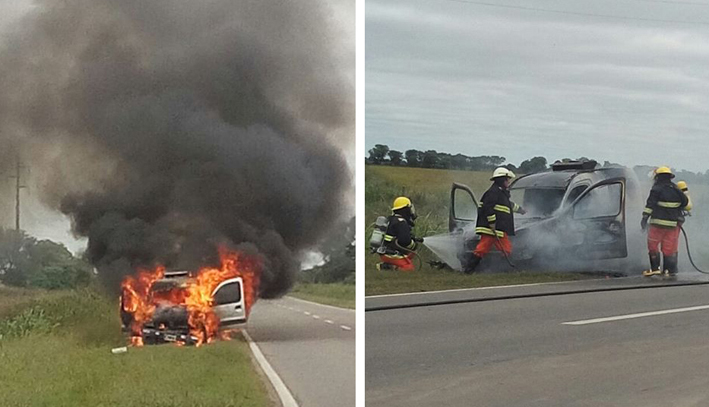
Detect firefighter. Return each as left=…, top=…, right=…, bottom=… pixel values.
left=376, top=196, right=422, bottom=271
left=463, top=167, right=526, bottom=274
left=641, top=166, right=689, bottom=277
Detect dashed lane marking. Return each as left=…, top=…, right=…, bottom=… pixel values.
left=563, top=304, right=709, bottom=325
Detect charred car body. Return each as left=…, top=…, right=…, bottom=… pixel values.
left=120, top=271, right=246, bottom=345
left=450, top=161, right=644, bottom=272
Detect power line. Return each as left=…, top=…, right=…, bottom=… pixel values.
left=631, top=0, right=709, bottom=6
left=437, top=0, right=709, bottom=25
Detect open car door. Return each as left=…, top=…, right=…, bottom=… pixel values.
left=449, top=182, right=479, bottom=233
left=212, top=277, right=247, bottom=328
left=567, top=177, right=627, bottom=259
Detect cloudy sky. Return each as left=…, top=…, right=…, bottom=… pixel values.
left=366, top=0, right=709, bottom=172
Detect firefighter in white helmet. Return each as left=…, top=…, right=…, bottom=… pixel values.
left=462, top=167, right=526, bottom=273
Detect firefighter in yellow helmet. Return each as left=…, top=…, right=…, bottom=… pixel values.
left=641, top=166, right=689, bottom=277
left=462, top=167, right=526, bottom=273
left=376, top=196, right=422, bottom=271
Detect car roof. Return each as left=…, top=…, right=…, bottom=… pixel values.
left=512, top=167, right=633, bottom=190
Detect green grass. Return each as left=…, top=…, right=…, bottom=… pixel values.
left=366, top=267, right=592, bottom=296
left=0, top=287, right=271, bottom=407
left=365, top=165, right=598, bottom=295
left=289, top=283, right=355, bottom=309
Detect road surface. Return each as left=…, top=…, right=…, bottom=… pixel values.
left=247, top=296, right=355, bottom=407
left=367, top=275, right=709, bottom=407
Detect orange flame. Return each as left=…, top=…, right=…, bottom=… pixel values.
left=121, top=265, right=166, bottom=346
left=120, top=247, right=261, bottom=347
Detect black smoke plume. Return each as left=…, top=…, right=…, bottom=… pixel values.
left=0, top=0, right=353, bottom=297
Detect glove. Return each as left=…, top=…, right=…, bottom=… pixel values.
left=489, top=223, right=497, bottom=233
left=517, top=207, right=527, bottom=215
left=640, top=216, right=648, bottom=231
left=413, top=237, right=424, bottom=243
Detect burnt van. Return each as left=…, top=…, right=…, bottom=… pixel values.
left=449, top=161, right=643, bottom=272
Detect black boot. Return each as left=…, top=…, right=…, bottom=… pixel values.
left=644, top=252, right=662, bottom=276
left=663, top=254, right=678, bottom=277
left=463, top=254, right=483, bottom=274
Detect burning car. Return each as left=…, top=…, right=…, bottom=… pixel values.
left=449, top=160, right=643, bottom=271
left=121, top=271, right=246, bottom=345
left=120, top=248, right=260, bottom=346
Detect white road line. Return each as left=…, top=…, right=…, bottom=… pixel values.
left=242, top=331, right=299, bottom=407
left=312, top=315, right=321, bottom=320
left=340, top=325, right=352, bottom=331
left=324, top=320, right=334, bottom=324
left=365, top=283, right=548, bottom=298
left=285, top=296, right=355, bottom=312
left=304, top=311, right=311, bottom=316
left=563, top=305, right=709, bottom=325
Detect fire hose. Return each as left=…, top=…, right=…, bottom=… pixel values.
left=494, top=232, right=516, bottom=268
left=680, top=226, right=709, bottom=275
left=394, top=239, right=425, bottom=271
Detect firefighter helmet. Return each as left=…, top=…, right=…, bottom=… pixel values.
left=677, top=180, right=688, bottom=191
left=392, top=196, right=412, bottom=211
left=654, top=166, right=675, bottom=178
left=490, top=167, right=516, bottom=181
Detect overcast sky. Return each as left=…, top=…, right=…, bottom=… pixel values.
left=366, top=0, right=709, bottom=172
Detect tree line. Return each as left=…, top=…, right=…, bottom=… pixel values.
left=0, top=228, right=92, bottom=289
left=367, top=144, right=548, bottom=173
left=368, top=144, right=709, bottom=184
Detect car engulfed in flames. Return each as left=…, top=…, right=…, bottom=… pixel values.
left=119, top=248, right=261, bottom=347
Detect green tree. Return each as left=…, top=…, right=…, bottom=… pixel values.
left=404, top=150, right=421, bottom=167
left=388, top=150, right=404, bottom=166
left=422, top=150, right=439, bottom=168
left=368, top=144, right=390, bottom=164
left=518, top=156, right=547, bottom=174
left=0, top=229, right=92, bottom=289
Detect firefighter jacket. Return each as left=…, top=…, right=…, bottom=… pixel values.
left=383, top=214, right=417, bottom=254
left=475, top=184, right=521, bottom=237
left=643, top=180, right=689, bottom=228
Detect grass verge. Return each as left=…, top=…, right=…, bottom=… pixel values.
left=0, top=287, right=271, bottom=407
left=289, top=283, right=355, bottom=309
left=365, top=267, right=593, bottom=296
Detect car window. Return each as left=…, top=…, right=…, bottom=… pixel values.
left=454, top=188, right=476, bottom=221
left=566, top=185, right=587, bottom=205
left=213, top=281, right=242, bottom=305
left=510, top=188, right=565, bottom=217
left=573, top=183, right=622, bottom=219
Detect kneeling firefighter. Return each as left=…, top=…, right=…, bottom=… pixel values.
left=463, top=167, right=526, bottom=274
left=376, top=197, right=423, bottom=271
left=641, top=166, right=690, bottom=277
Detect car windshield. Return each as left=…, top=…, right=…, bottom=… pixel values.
left=510, top=188, right=565, bottom=217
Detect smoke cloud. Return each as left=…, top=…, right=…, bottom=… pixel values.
left=0, top=0, right=353, bottom=297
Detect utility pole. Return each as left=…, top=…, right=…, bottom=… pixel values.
left=10, top=158, right=26, bottom=231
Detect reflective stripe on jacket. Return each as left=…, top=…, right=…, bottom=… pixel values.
left=475, top=184, right=520, bottom=237
left=643, top=180, right=689, bottom=228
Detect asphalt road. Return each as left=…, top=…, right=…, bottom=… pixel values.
left=246, top=296, right=355, bottom=407
left=367, top=276, right=709, bottom=407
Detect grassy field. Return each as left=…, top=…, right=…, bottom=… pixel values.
left=289, top=283, right=355, bottom=309
left=0, top=285, right=271, bottom=407
left=365, top=165, right=596, bottom=295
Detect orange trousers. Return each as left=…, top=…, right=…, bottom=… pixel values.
left=647, top=225, right=680, bottom=256
left=379, top=252, right=416, bottom=271
left=474, top=234, right=512, bottom=257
